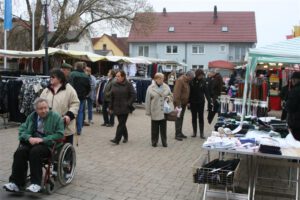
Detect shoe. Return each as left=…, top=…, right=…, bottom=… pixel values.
left=83, top=121, right=90, bottom=126
left=200, top=136, right=206, bottom=139
left=89, top=121, right=94, bottom=124
left=106, top=124, right=112, bottom=127
left=3, top=182, right=19, bottom=192
left=26, top=184, right=41, bottom=193
left=101, top=123, right=107, bottom=126
left=175, top=137, right=183, bottom=141
left=110, top=139, right=119, bottom=145
left=123, top=138, right=128, bottom=143
left=152, top=143, right=157, bottom=147
left=162, top=144, right=168, bottom=147
left=191, top=134, right=196, bottom=137
left=77, top=132, right=81, bottom=136
left=179, top=134, right=187, bottom=139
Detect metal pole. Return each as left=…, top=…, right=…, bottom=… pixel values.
left=43, top=0, right=49, bottom=75
left=31, top=0, right=35, bottom=72
left=4, top=30, right=7, bottom=70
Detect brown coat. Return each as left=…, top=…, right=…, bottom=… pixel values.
left=173, top=75, right=190, bottom=107
left=110, top=80, right=136, bottom=115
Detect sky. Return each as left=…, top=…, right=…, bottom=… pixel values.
left=4, top=0, right=300, bottom=47
left=147, top=0, right=300, bottom=47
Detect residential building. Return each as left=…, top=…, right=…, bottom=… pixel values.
left=55, top=30, right=94, bottom=53
left=92, top=34, right=129, bottom=56
left=128, top=7, right=257, bottom=70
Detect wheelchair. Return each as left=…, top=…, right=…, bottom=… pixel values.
left=42, top=141, right=76, bottom=194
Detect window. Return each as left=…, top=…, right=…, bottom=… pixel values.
left=192, top=65, right=204, bottom=69
left=192, top=45, right=205, bottom=54
left=168, top=26, right=175, bottom=32
left=166, top=45, right=178, bottom=54
left=103, top=44, right=107, bottom=50
left=219, top=45, right=226, bottom=53
left=221, top=26, right=228, bottom=32
left=138, top=46, right=149, bottom=57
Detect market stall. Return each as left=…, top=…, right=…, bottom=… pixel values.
left=194, top=37, right=300, bottom=200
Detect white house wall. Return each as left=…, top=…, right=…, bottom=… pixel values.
left=129, top=42, right=253, bottom=70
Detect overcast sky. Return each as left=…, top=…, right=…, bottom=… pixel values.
left=7, top=0, right=300, bottom=47
left=148, top=0, right=300, bottom=47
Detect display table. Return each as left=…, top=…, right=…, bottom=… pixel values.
left=197, top=146, right=300, bottom=200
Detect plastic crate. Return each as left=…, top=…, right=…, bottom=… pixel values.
left=193, top=158, right=240, bottom=186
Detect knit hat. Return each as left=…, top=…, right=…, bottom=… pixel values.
left=61, top=63, right=73, bottom=69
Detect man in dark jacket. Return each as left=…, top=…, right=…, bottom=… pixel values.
left=287, top=72, right=300, bottom=141
left=189, top=69, right=212, bottom=139
left=3, top=97, right=64, bottom=193
left=173, top=70, right=195, bottom=141
left=69, top=62, right=91, bottom=135
left=102, top=69, right=116, bottom=127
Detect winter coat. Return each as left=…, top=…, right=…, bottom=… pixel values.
left=19, top=111, right=64, bottom=148
left=110, top=80, right=136, bottom=115
left=103, top=78, right=114, bottom=102
left=69, top=70, right=91, bottom=100
left=145, top=83, right=172, bottom=120
left=40, top=83, right=80, bottom=136
left=287, top=82, right=300, bottom=140
left=173, top=75, right=190, bottom=107
left=189, top=78, right=211, bottom=106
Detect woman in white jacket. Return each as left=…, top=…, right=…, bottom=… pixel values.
left=40, top=68, right=80, bottom=144
left=145, top=73, right=172, bottom=147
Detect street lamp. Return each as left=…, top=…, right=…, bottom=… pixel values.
left=42, top=0, right=50, bottom=75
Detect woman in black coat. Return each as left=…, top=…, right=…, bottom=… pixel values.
left=109, top=70, right=136, bottom=145
left=189, top=69, right=211, bottom=139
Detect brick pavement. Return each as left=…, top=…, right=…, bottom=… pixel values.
left=0, top=107, right=214, bottom=200
left=0, top=108, right=295, bottom=200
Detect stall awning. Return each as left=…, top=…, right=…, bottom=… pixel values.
left=208, top=60, right=235, bottom=70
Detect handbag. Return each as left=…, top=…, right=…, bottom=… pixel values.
left=165, top=110, right=178, bottom=121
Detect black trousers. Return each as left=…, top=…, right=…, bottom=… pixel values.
left=115, top=114, right=129, bottom=142
left=151, top=119, right=167, bottom=145
left=190, top=103, right=205, bottom=136
left=175, top=105, right=186, bottom=136
left=9, top=143, right=50, bottom=187
left=102, top=101, right=115, bottom=125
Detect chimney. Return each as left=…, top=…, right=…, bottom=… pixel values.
left=213, top=5, right=218, bottom=24
left=163, top=8, right=167, bottom=16
left=112, top=34, right=117, bottom=38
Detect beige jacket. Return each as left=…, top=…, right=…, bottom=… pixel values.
left=145, top=83, right=172, bottom=120
left=40, top=83, right=80, bottom=136
left=173, top=75, right=190, bottom=107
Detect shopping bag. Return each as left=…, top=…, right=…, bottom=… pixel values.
left=165, top=110, right=178, bottom=121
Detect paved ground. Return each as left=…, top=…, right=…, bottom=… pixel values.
left=0, top=108, right=295, bottom=200
left=0, top=107, right=215, bottom=200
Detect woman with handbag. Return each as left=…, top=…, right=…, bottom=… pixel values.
left=145, top=73, right=172, bottom=147
left=109, top=70, right=136, bottom=145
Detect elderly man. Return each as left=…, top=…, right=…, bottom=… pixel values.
left=287, top=72, right=300, bottom=141
left=3, top=98, right=64, bottom=193
left=173, top=70, right=195, bottom=141
left=60, top=62, right=73, bottom=81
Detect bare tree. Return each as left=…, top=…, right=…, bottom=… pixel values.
left=4, top=0, right=155, bottom=50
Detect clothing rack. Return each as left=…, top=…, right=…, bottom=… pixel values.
left=0, top=76, right=20, bottom=129
left=128, top=76, right=152, bottom=81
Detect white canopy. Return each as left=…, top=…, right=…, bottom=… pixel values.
left=0, top=48, right=181, bottom=65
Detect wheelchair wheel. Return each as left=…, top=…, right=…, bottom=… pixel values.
left=45, top=177, right=55, bottom=194
left=57, top=143, right=76, bottom=186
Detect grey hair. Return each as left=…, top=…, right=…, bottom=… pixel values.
left=186, top=70, right=195, bottom=78
left=33, top=97, right=49, bottom=110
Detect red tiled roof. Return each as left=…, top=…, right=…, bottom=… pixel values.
left=128, top=12, right=257, bottom=43
left=208, top=60, right=235, bottom=69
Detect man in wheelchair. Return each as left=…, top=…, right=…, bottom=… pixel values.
left=3, top=97, right=64, bottom=193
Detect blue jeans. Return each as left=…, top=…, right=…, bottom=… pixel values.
left=86, top=98, right=93, bottom=121
left=77, top=100, right=85, bottom=134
